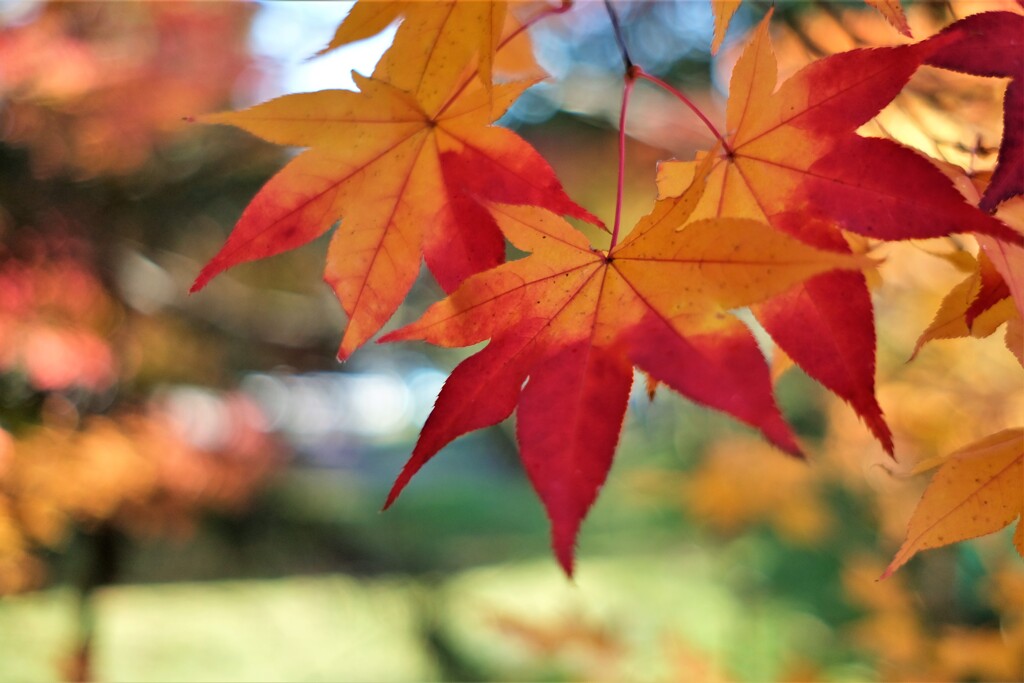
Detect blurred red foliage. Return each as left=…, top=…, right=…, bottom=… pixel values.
left=0, top=229, right=117, bottom=392
left=0, top=225, right=284, bottom=594
left=0, top=2, right=254, bottom=177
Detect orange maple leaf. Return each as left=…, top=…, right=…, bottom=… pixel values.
left=913, top=249, right=1019, bottom=362
left=914, top=188, right=1024, bottom=365
left=977, top=199, right=1024, bottom=365
left=863, top=0, right=912, bottom=37
left=316, top=0, right=515, bottom=107
left=883, top=428, right=1024, bottom=578
left=710, top=1, right=742, bottom=54
left=382, top=154, right=872, bottom=574
left=193, top=26, right=598, bottom=359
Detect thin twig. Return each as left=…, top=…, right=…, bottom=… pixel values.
left=602, top=0, right=634, bottom=72
left=634, top=68, right=731, bottom=154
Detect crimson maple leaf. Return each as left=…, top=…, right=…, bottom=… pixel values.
left=657, top=13, right=1022, bottom=455
left=381, top=155, right=873, bottom=574
left=922, top=11, right=1024, bottom=212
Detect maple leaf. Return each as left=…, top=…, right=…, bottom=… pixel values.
left=923, top=11, right=1024, bottom=212
left=316, top=0, right=508, bottom=110
left=913, top=250, right=1016, bottom=357
left=657, top=13, right=1022, bottom=454
left=710, top=0, right=910, bottom=53
left=862, top=0, right=912, bottom=38
left=882, top=428, right=1024, bottom=579
left=381, top=154, right=873, bottom=574
left=710, top=1, right=741, bottom=55
left=914, top=185, right=1024, bottom=364
left=976, top=200, right=1024, bottom=353
left=192, top=60, right=599, bottom=360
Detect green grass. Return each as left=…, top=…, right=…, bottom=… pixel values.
left=0, top=552, right=870, bottom=683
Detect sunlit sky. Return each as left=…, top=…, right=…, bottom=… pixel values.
left=245, top=1, right=718, bottom=130
left=250, top=1, right=395, bottom=98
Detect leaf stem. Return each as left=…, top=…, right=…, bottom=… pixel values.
left=600, top=2, right=731, bottom=247
left=609, top=71, right=636, bottom=251
left=634, top=68, right=732, bottom=154
left=602, top=0, right=634, bottom=72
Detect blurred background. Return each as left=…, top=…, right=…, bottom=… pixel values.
left=0, top=1, right=1021, bottom=681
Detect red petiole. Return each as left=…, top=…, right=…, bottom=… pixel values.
left=604, top=2, right=730, bottom=249
left=608, top=69, right=636, bottom=251
left=633, top=68, right=732, bottom=154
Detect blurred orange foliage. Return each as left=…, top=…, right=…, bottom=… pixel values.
left=0, top=394, right=282, bottom=594
left=844, top=556, right=1024, bottom=681
left=679, top=437, right=832, bottom=545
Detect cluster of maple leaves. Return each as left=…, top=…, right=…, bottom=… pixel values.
left=193, top=0, right=1023, bottom=576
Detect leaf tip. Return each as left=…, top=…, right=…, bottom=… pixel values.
left=378, top=325, right=414, bottom=345
left=305, top=44, right=333, bottom=62
left=782, top=441, right=806, bottom=460
left=194, top=111, right=227, bottom=126
left=551, top=517, right=585, bottom=579
left=878, top=558, right=902, bottom=581
left=189, top=263, right=221, bottom=294
left=383, top=457, right=424, bottom=512
left=766, top=422, right=804, bottom=460
left=865, top=411, right=896, bottom=458
left=336, top=319, right=363, bottom=362
left=335, top=332, right=355, bottom=362
left=555, top=545, right=576, bottom=579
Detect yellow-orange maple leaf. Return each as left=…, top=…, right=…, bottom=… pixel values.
left=914, top=192, right=1024, bottom=365
left=193, top=42, right=596, bottom=360
left=913, top=250, right=1015, bottom=354
left=863, top=0, right=912, bottom=37
left=883, top=428, right=1024, bottom=578
left=710, top=1, right=741, bottom=54
left=979, top=192, right=1024, bottom=368
left=317, top=0, right=508, bottom=112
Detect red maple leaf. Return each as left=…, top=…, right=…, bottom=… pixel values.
left=922, top=11, right=1024, bottom=212
left=381, top=154, right=873, bottom=574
